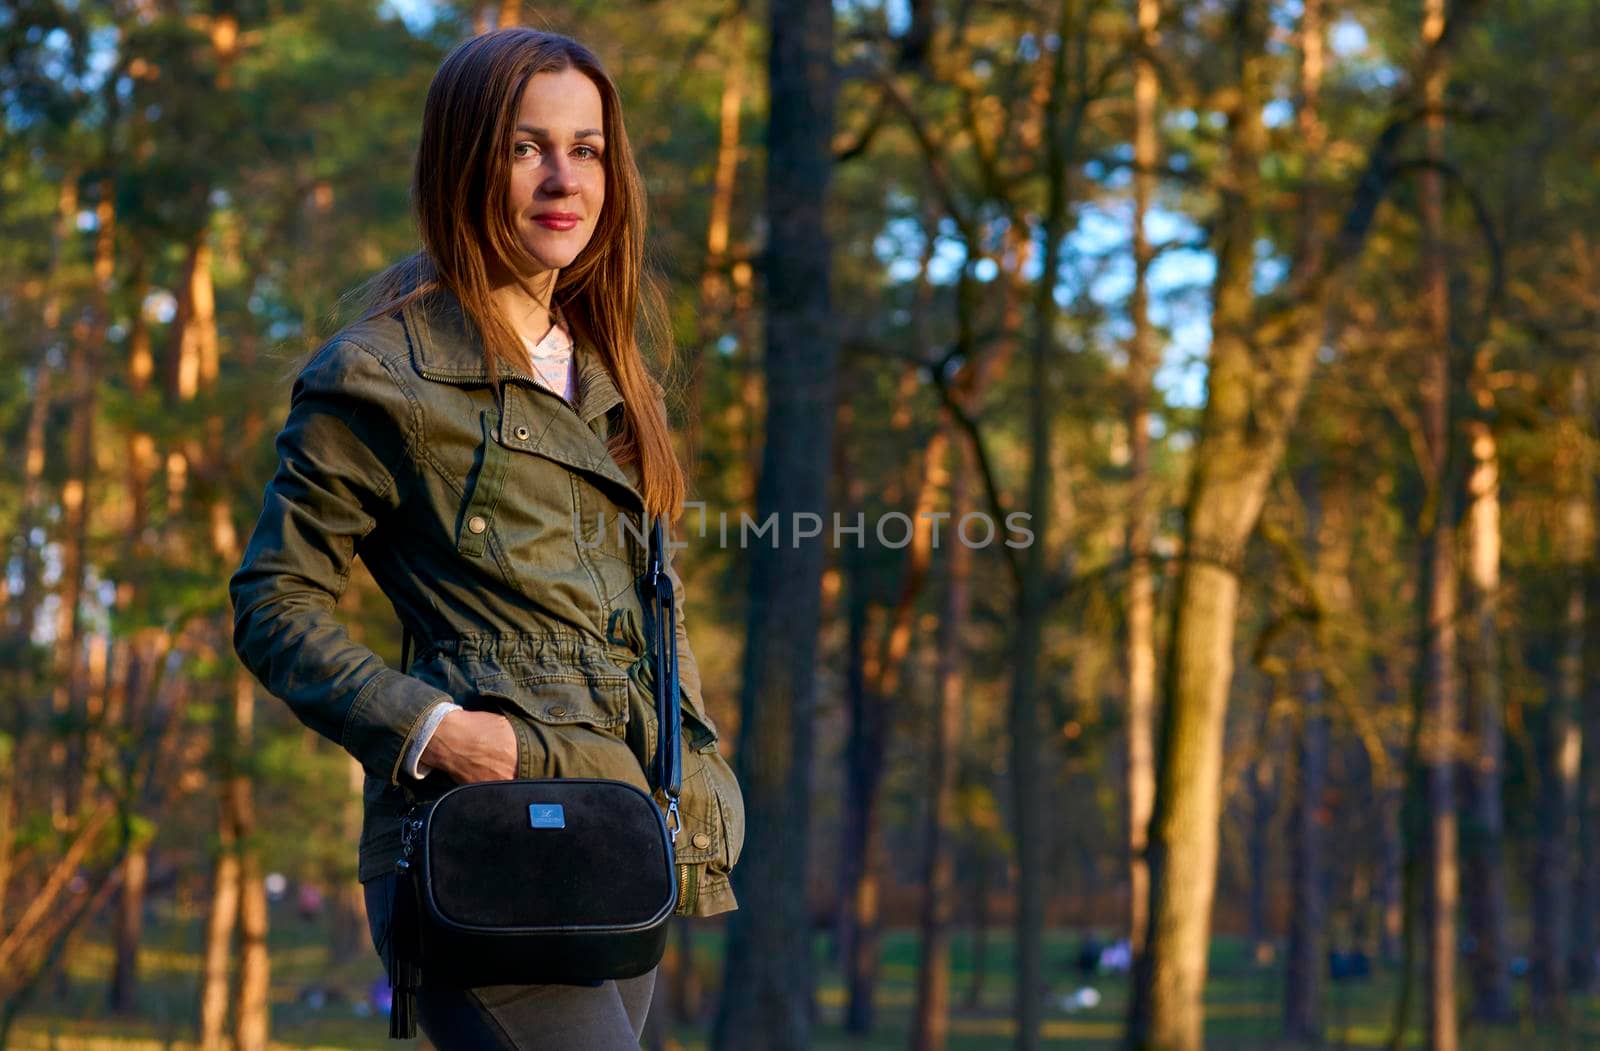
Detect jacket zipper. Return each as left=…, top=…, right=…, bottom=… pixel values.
left=676, top=862, right=697, bottom=916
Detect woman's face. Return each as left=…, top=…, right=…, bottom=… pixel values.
left=505, top=67, right=606, bottom=277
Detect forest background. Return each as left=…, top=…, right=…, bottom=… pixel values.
left=1, top=1, right=1597, bottom=1050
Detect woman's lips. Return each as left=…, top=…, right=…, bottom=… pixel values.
left=533, top=214, right=579, bottom=231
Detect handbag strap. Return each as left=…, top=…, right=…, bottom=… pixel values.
left=646, top=513, right=683, bottom=836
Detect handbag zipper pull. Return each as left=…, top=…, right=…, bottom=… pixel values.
left=400, top=807, right=423, bottom=859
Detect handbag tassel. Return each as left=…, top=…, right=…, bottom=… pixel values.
left=388, top=861, right=422, bottom=1038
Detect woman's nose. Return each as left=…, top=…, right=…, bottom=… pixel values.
left=541, top=155, right=580, bottom=196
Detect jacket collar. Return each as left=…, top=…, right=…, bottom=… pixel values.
left=402, top=285, right=624, bottom=427
left=401, top=285, right=642, bottom=511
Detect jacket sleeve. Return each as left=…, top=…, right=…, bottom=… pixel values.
left=229, top=337, right=451, bottom=786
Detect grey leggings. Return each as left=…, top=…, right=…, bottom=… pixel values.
left=364, top=873, right=656, bottom=1049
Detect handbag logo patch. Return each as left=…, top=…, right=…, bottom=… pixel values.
left=528, top=804, right=566, bottom=829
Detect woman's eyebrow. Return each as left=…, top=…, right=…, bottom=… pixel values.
left=514, top=125, right=605, bottom=139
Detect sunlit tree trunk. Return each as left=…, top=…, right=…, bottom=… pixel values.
left=1461, top=412, right=1512, bottom=1021
left=910, top=433, right=971, bottom=1051
left=1127, top=7, right=1270, bottom=1047
left=1417, top=4, right=1459, bottom=1045
left=231, top=672, right=270, bottom=1051
left=1124, top=0, right=1161, bottom=957
left=197, top=820, right=240, bottom=1050
left=686, top=8, right=746, bottom=462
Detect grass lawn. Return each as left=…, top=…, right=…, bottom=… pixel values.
left=9, top=898, right=1599, bottom=1049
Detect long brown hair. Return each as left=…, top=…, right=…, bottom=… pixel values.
left=340, top=28, right=685, bottom=519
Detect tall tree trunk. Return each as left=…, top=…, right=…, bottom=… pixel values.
left=1574, top=463, right=1600, bottom=995
left=197, top=819, right=240, bottom=1050
left=1283, top=476, right=1347, bottom=1042
left=721, top=254, right=764, bottom=506
left=908, top=194, right=1004, bottom=1047
left=1124, top=0, right=1161, bottom=957
left=1418, top=4, right=1459, bottom=1046
left=836, top=204, right=944, bottom=1032
left=1284, top=665, right=1328, bottom=1044
left=107, top=260, right=158, bottom=1011
left=1246, top=722, right=1277, bottom=967
left=966, top=849, right=989, bottom=1010
left=837, top=580, right=882, bottom=1019
left=1372, top=656, right=1409, bottom=970
left=711, top=2, right=836, bottom=1047
left=1012, top=6, right=1078, bottom=1047
left=686, top=8, right=747, bottom=463
left=1378, top=779, right=1405, bottom=966
left=1283, top=15, right=1331, bottom=1032
left=54, top=178, right=114, bottom=825
left=1532, top=370, right=1590, bottom=1022
left=910, top=430, right=975, bottom=1051
left=1127, top=7, right=1271, bottom=1047
left=329, top=756, right=368, bottom=961
left=32, top=170, right=76, bottom=827
left=839, top=426, right=945, bottom=1034
left=109, top=843, right=149, bottom=1013
left=1461, top=414, right=1512, bottom=1021
left=231, top=673, right=270, bottom=1051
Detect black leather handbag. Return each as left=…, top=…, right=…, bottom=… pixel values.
left=386, top=513, right=684, bottom=1037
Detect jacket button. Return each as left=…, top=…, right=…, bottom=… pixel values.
left=515, top=425, right=530, bottom=440
left=691, top=832, right=711, bottom=850
left=547, top=705, right=567, bottom=717
left=468, top=515, right=487, bottom=534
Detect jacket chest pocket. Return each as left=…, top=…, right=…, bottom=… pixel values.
left=453, top=407, right=597, bottom=603
left=457, top=409, right=511, bottom=558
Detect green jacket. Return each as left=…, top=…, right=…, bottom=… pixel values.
left=228, top=286, right=743, bottom=917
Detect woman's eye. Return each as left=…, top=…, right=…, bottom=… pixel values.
left=574, top=145, right=601, bottom=160
left=514, top=141, right=540, bottom=159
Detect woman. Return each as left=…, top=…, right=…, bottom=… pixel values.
left=228, top=27, right=743, bottom=1048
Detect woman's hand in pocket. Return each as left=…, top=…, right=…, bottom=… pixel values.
left=420, top=709, right=518, bottom=782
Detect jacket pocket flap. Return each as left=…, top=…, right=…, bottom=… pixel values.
left=672, top=745, right=744, bottom=872
left=475, top=670, right=629, bottom=730
left=672, top=760, right=723, bottom=866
